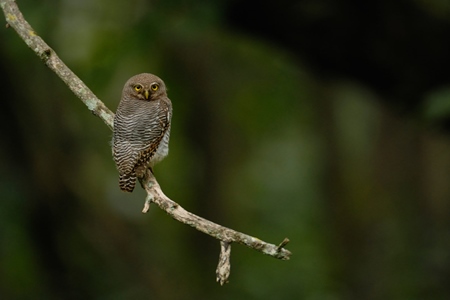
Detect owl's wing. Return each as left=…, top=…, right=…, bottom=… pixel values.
left=135, top=99, right=172, bottom=167
left=113, top=139, right=139, bottom=176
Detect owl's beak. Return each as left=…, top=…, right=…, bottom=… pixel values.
left=144, top=89, right=150, bottom=100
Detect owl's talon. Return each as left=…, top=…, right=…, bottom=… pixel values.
left=142, top=193, right=153, bottom=213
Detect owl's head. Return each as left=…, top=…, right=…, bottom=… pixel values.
left=123, top=73, right=167, bottom=101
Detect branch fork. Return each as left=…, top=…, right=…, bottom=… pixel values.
left=139, top=169, right=291, bottom=283
left=1, top=0, right=292, bottom=284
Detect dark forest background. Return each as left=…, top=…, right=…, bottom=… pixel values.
left=1, top=0, right=450, bottom=299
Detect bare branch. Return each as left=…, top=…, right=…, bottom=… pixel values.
left=140, top=169, right=292, bottom=260
left=1, top=0, right=114, bottom=130
left=1, top=0, right=292, bottom=283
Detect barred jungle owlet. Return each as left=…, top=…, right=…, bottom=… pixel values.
left=112, top=73, right=172, bottom=192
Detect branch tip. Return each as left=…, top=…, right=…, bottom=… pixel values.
left=142, top=193, right=153, bottom=213
left=277, top=238, right=290, bottom=250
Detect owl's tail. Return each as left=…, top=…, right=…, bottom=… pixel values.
left=119, top=172, right=136, bottom=192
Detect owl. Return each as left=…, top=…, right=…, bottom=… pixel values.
left=112, top=73, right=172, bottom=192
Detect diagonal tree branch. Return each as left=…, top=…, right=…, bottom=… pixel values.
left=1, top=0, right=114, bottom=130
left=1, top=0, right=291, bottom=284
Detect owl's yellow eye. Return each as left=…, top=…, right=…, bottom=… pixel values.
left=134, top=84, right=143, bottom=92
left=151, top=83, right=159, bottom=91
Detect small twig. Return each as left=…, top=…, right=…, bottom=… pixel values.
left=1, top=0, right=292, bottom=284
left=216, top=241, right=231, bottom=285
left=277, top=238, right=290, bottom=250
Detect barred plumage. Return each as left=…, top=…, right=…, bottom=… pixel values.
left=112, top=73, right=172, bottom=192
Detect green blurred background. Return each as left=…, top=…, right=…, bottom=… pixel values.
left=1, top=0, right=450, bottom=299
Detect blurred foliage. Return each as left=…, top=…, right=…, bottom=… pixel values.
left=1, top=0, right=450, bottom=299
